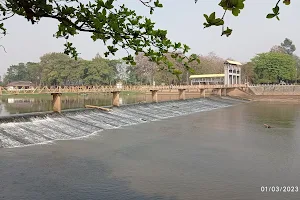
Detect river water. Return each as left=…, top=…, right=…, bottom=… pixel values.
left=0, top=100, right=300, bottom=200
left=0, top=92, right=202, bottom=116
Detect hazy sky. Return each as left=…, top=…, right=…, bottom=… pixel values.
left=0, top=0, right=299, bottom=76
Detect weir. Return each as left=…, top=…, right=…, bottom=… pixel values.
left=0, top=98, right=246, bottom=149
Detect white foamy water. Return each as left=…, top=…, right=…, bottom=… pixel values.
left=0, top=98, right=237, bottom=148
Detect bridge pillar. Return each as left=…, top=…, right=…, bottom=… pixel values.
left=216, top=88, right=222, bottom=96
left=111, top=91, right=120, bottom=107
left=150, top=90, right=159, bottom=103
left=51, top=93, right=62, bottom=113
left=200, top=89, right=206, bottom=98
left=221, top=88, right=227, bottom=96
left=178, top=89, right=186, bottom=100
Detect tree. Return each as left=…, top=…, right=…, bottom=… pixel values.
left=0, top=0, right=195, bottom=72
left=189, top=52, right=224, bottom=75
left=0, top=75, right=3, bottom=86
left=281, top=38, right=296, bottom=55
left=40, top=52, right=74, bottom=85
left=79, top=55, right=116, bottom=85
left=0, top=0, right=291, bottom=74
left=270, top=45, right=287, bottom=54
left=241, top=62, right=254, bottom=84
left=3, top=63, right=29, bottom=84
left=135, top=53, right=158, bottom=85
left=293, top=55, right=300, bottom=82
left=26, top=62, right=42, bottom=86
left=251, top=52, right=296, bottom=84
left=126, top=65, right=140, bottom=85
left=2, top=52, right=121, bottom=86
left=116, top=62, right=129, bottom=83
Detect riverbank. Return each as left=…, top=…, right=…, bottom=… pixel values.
left=248, top=95, right=300, bottom=103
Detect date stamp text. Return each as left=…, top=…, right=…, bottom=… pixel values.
left=261, top=186, right=299, bottom=192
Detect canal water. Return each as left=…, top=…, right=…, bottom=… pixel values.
left=0, top=100, right=300, bottom=200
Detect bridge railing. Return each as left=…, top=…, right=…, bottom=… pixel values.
left=248, top=84, right=297, bottom=87
left=0, top=84, right=247, bottom=94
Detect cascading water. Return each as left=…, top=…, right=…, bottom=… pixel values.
left=0, top=98, right=242, bottom=148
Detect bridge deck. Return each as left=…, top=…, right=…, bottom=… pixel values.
left=0, top=84, right=246, bottom=95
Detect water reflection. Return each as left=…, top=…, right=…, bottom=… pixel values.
left=0, top=93, right=147, bottom=116
left=0, top=92, right=202, bottom=116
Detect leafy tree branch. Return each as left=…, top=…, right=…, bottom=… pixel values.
left=0, top=0, right=292, bottom=76
left=199, top=0, right=291, bottom=37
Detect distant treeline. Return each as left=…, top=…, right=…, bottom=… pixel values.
left=1, top=52, right=226, bottom=86
left=2, top=38, right=300, bottom=86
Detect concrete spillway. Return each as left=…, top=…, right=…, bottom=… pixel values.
left=0, top=98, right=242, bottom=148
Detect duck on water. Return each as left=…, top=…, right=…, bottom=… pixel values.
left=264, top=124, right=272, bottom=128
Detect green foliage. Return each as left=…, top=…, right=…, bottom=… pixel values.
left=188, top=52, right=224, bottom=75
left=293, top=55, right=300, bottom=81
left=241, top=62, right=254, bottom=83
left=252, top=52, right=297, bottom=84
left=281, top=38, right=296, bottom=55
left=0, top=0, right=292, bottom=76
left=270, top=45, right=287, bottom=54
left=270, top=38, right=296, bottom=56
left=221, top=27, right=232, bottom=37
left=3, top=63, right=29, bottom=84
left=203, top=12, right=224, bottom=28
left=3, top=51, right=201, bottom=86
left=0, top=0, right=197, bottom=75
left=219, top=0, right=245, bottom=17
left=267, top=3, right=280, bottom=20
left=197, top=0, right=291, bottom=36
left=3, top=52, right=123, bottom=86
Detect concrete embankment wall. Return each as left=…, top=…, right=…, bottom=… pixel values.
left=248, top=85, right=300, bottom=95
left=226, top=88, right=252, bottom=97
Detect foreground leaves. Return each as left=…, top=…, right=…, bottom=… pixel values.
left=198, top=0, right=291, bottom=37
left=0, top=0, right=199, bottom=76
left=0, top=0, right=292, bottom=77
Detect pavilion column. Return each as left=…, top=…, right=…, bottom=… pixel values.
left=178, top=89, right=186, bottom=100
left=51, top=93, right=62, bottom=113
left=111, top=91, right=120, bottom=107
